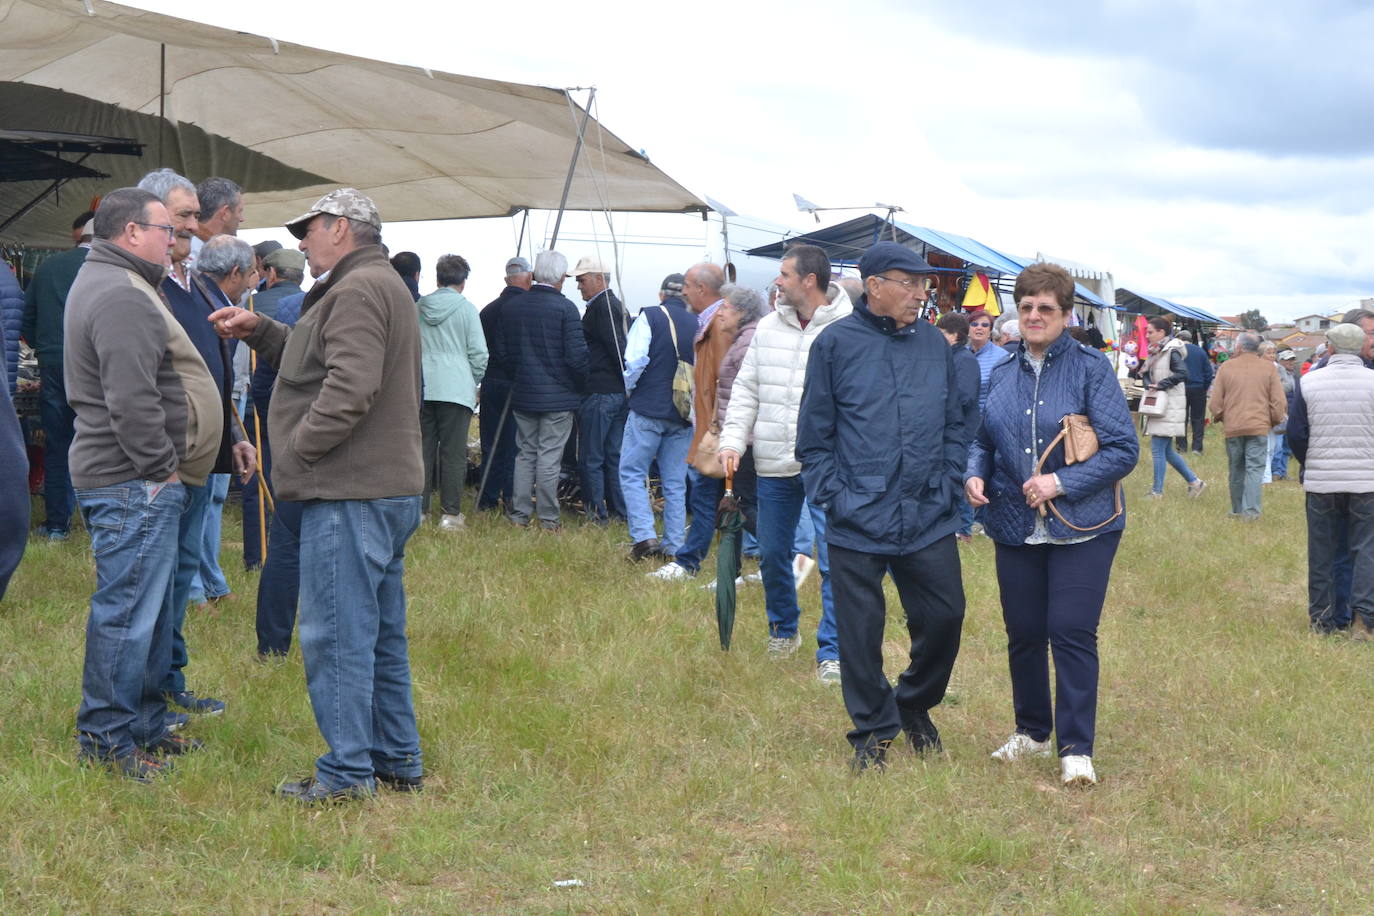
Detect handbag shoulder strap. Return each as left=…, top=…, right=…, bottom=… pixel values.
left=657, top=304, right=683, bottom=359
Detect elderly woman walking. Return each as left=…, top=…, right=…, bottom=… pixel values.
left=966, top=263, right=1138, bottom=787
left=1139, top=316, right=1204, bottom=499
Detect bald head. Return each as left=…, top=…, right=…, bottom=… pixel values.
left=683, top=262, right=725, bottom=313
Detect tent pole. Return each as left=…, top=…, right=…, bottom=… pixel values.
left=515, top=207, right=528, bottom=256
left=158, top=44, right=166, bottom=166
left=549, top=87, right=595, bottom=249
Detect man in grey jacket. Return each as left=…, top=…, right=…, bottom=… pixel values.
left=211, top=188, right=426, bottom=804
left=66, top=188, right=221, bottom=781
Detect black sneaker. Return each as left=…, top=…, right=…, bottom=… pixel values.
left=80, top=748, right=174, bottom=782
left=375, top=771, right=424, bottom=793
left=274, top=776, right=373, bottom=804
left=167, top=691, right=226, bottom=716
left=144, top=733, right=205, bottom=756
left=904, top=711, right=944, bottom=755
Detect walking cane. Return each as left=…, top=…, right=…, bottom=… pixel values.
left=230, top=398, right=275, bottom=515
left=475, top=387, right=513, bottom=505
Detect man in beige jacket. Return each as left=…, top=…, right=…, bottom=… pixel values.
left=1208, top=331, right=1287, bottom=519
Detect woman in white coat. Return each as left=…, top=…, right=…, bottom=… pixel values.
left=1141, top=316, right=1205, bottom=499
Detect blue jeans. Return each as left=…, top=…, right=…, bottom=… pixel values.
left=1307, top=492, right=1374, bottom=631
left=299, top=496, right=423, bottom=790
left=190, top=473, right=231, bottom=601
left=756, top=475, right=837, bottom=662
left=1268, top=431, right=1289, bottom=480
left=39, top=364, right=77, bottom=534
left=1150, top=436, right=1197, bottom=494
left=1225, top=435, right=1267, bottom=516
left=256, top=499, right=302, bottom=655
left=578, top=392, right=628, bottom=520
left=1332, top=513, right=1354, bottom=629
left=675, top=468, right=724, bottom=573
left=162, top=481, right=211, bottom=695
left=75, top=478, right=187, bottom=758
left=618, top=411, right=691, bottom=555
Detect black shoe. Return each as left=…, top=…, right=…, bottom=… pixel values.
left=850, top=740, right=892, bottom=773
left=167, top=691, right=226, bottom=716
left=144, top=733, right=204, bottom=756
left=375, top=770, right=424, bottom=792
left=274, top=776, right=373, bottom=804
left=629, top=538, right=662, bottom=562
left=80, top=748, right=174, bottom=782
left=904, top=711, right=944, bottom=755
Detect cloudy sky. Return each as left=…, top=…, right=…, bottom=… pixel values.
left=122, top=0, right=1373, bottom=323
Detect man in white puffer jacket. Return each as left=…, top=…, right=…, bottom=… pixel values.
left=1287, top=322, right=1374, bottom=638
left=720, top=244, right=851, bottom=680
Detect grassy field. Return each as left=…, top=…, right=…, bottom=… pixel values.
left=3, top=432, right=1370, bottom=913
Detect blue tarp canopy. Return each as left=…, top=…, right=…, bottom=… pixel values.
left=1116, top=288, right=1235, bottom=327
left=746, top=213, right=1112, bottom=308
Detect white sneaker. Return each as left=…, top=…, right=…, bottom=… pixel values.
left=648, top=561, right=692, bottom=581
left=991, top=732, right=1053, bottom=762
left=766, top=634, right=802, bottom=657
left=793, top=553, right=817, bottom=588
left=743, top=571, right=763, bottom=584
left=439, top=513, right=465, bottom=531
left=1060, top=754, right=1097, bottom=787
left=816, top=659, right=841, bottom=685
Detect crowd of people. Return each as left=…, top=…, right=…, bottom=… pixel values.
left=2, top=176, right=1371, bottom=798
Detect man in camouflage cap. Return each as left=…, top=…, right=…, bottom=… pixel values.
left=209, top=187, right=427, bottom=803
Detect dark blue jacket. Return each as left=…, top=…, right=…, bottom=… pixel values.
left=953, top=345, right=981, bottom=443
left=1182, top=341, right=1214, bottom=389
left=1, top=267, right=22, bottom=396
left=495, top=283, right=588, bottom=412
left=968, top=332, right=1137, bottom=544
left=252, top=280, right=303, bottom=321
left=582, top=288, right=628, bottom=395
left=0, top=321, right=27, bottom=599
left=250, top=291, right=305, bottom=413
left=480, top=285, right=525, bottom=385
left=162, top=274, right=239, bottom=473
left=627, top=299, right=696, bottom=425
left=797, top=296, right=967, bottom=555
left=21, top=246, right=86, bottom=367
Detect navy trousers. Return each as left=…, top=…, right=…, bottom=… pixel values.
left=993, top=531, right=1121, bottom=758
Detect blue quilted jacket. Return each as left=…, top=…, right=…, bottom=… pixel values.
left=1, top=267, right=23, bottom=396
left=967, top=332, right=1138, bottom=544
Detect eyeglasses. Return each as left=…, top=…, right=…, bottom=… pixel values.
left=969, top=321, right=992, bottom=328
left=1017, top=303, right=1062, bottom=316
left=874, top=275, right=934, bottom=293
left=134, top=221, right=176, bottom=238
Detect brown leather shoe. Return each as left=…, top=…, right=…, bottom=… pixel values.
left=629, top=538, right=661, bottom=562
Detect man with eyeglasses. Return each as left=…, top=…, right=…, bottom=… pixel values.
left=797, top=241, right=967, bottom=771
left=64, top=188, right=223, bottom=781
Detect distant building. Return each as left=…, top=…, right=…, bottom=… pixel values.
left=1293, top=313, right=1347, bottom=333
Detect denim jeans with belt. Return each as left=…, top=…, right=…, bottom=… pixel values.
left=756, top=474, right=837, bottom=662
left=578, top=392, right=628, bottom=521
left=1306, top=492, right=1374, bottom=631
left=75, top=478, right=186, bottom=759
left=298, top=496, right=424, bottom=790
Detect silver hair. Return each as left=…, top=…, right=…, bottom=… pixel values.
left=1236, top=331, right=1262, bottom=353
left=533, top=250, right=568, bottom=285
left=1343, top=308, right=1374, bottom=324
left=137, top=168, right=196, bottom=204
left=1257, top=339, right=1278, bottom=355
left=999, top=318, right=1021, bottom=340
left=721, top=283, right=765, bottom=324
left=196, top=235, right=254, bottom=280
left=1176, top=329, right=1193, bottom=342
left=196, top=176, right=242, bottom=217
left=347, top=217, right=381, bottom=247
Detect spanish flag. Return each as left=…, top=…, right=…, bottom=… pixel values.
left=961, top=271, right=1001, bottom=317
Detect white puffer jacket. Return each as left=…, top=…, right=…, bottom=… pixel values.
left=720, top=283, right=852, bottom=477
left=1298, top=354, right=1374, bottom=494
left=1143, top=337, right=1188, bottom=438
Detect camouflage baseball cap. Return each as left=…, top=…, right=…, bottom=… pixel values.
left=284, top=188, right=382, bottom=240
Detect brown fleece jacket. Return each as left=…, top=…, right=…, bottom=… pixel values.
left=1208, top=351, right=1287, bottom=437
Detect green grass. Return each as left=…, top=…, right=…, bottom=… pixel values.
left=3, top=432, right=1370, bottom=913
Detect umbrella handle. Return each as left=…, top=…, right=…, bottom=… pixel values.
left=726, top=470, right=733, bottom=494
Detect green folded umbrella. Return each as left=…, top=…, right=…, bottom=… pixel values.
left=714, top=475, right=743, bottom=651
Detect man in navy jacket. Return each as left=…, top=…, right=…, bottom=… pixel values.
left=797, top=242, right=968, bottom=772
left=1174, top=329, right=1214, bottom=454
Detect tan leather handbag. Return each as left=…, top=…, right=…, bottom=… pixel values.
left=690, top=424, right=726, bottom=478
left=1034, top=414, right=1122, bottom=533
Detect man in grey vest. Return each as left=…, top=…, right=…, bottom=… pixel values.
left=1287, top=323, right=1374, bottom=638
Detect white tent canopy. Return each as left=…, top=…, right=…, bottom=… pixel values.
left=0, top=0, right=707, bottom=246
